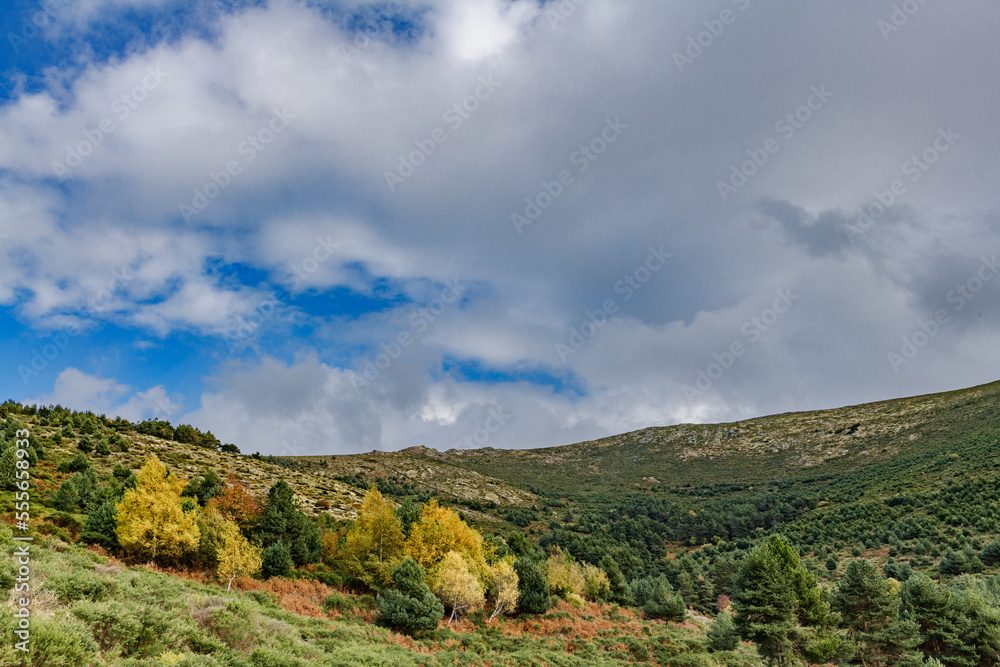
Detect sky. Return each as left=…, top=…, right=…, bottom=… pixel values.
left=1, top=0, right=999, bottom=457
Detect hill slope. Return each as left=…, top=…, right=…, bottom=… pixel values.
left=405, top=379, right=1000, bottom=498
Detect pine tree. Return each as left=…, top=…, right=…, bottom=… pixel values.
left=708, top=611, right=741, bottom=651
left=711, top=554, right=739, bottom=598
left=900, top=573, right=963, bottom=661
left=732, top=534, right=840, bottom=665
left=951, top=577, right=1000, bottom=665
left=980, top=540, right=1000, bottom=566
left=377, top=557, right=444, bottom=635
left=0, top=444, right=16, bottom=490
left=938, top=548, right=969, bottom=576
left=514, top=557, right=551, bottom=614
left=115, top=455, right=200, bottom=563
left=291, top=518, right=322, bottom=566
left=261, top=542, right=292, bottom=579
left=632, top=575, right=686, bottom=622
left=50, top=478, right=81, bottom=512
left=733, top=535, right=800, bottom=664
left=833, top=559, right=919, bottom=667
left=257, top=480, right=303, bottom=547
left=81, top=500, right=119, bottom=550
left=600, top=554, right=632, bottom=605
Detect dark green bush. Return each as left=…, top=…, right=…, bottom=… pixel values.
left=261, top=543, right=292, bottom=579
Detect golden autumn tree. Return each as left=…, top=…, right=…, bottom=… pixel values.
left=115, top=455, right=200, bottom=563
left=217, top=518, right=263, bottom=590
left=583, top=562, right=611, bottom=601
left=488, top=559, right=519, bottom=622
left=433, top=551, right=485, bottom=626
left=546, top=548, right=586, bottom=598
left=405, top=499, right=488, bottom=582
left=343, top=487, right=406, bottom=589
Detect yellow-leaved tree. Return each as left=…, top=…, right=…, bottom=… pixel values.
left=343, top=487, right=405, bottom=589
left=405, top=500, right=488, bottom=583
left=433, top=551, right=485, bottom=626
left=546, top=548, right=586, bottom=598
left=488, top=559, right=519, bottom=622
left=217, top=518, right=263, bottom=591
left=115, top=455, right=200, bottom=563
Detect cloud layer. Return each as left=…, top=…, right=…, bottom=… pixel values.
left=3, top=0, right=1000, bottom=455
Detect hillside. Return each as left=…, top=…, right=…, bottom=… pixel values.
left=3, top=380, right=1000, bottom=666
left=419, top=379, right=1000, bottom=497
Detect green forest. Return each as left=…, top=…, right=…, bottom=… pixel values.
left=3, top=382, right=1000, bottom=666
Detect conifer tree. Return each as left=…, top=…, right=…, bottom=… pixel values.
left=600, top=554, right=633, bottom=605
left=901, top=573, right=964, bottom=662
left=732, top=534, right=839, bottom=665
left=377, top=557, right=444, bottom=635
left=514, top=557, right=551, bottom=614
left=632, top=574, right=687, bottom=622
left=257, top=480, right=302, bottom=547
left=833, top=559, right=919, bottom=666
left=81, top=500, right=119, bottom=550
left=261, top=542, right=292, bottom=579
left=291, top=517, right=322, bottom=566
left=708, top=611, right=740, bottom=652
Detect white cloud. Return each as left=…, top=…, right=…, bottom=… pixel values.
left=3, top=0, right=1000, bottom=453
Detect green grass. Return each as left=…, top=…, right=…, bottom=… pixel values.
left=0, top=522, right=745, bottom=666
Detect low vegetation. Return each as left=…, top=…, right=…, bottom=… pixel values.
left=2, top=380, right=1000, bottom=665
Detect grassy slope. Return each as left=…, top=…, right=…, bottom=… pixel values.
left=0, top=525, right=753, bottom=666
left=5, top=379, right=1000, bottom=665
left=428, top=380, right=1000, bottom=499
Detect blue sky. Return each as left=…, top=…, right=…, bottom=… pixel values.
left=2, top=0, right=1000, bottom=455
